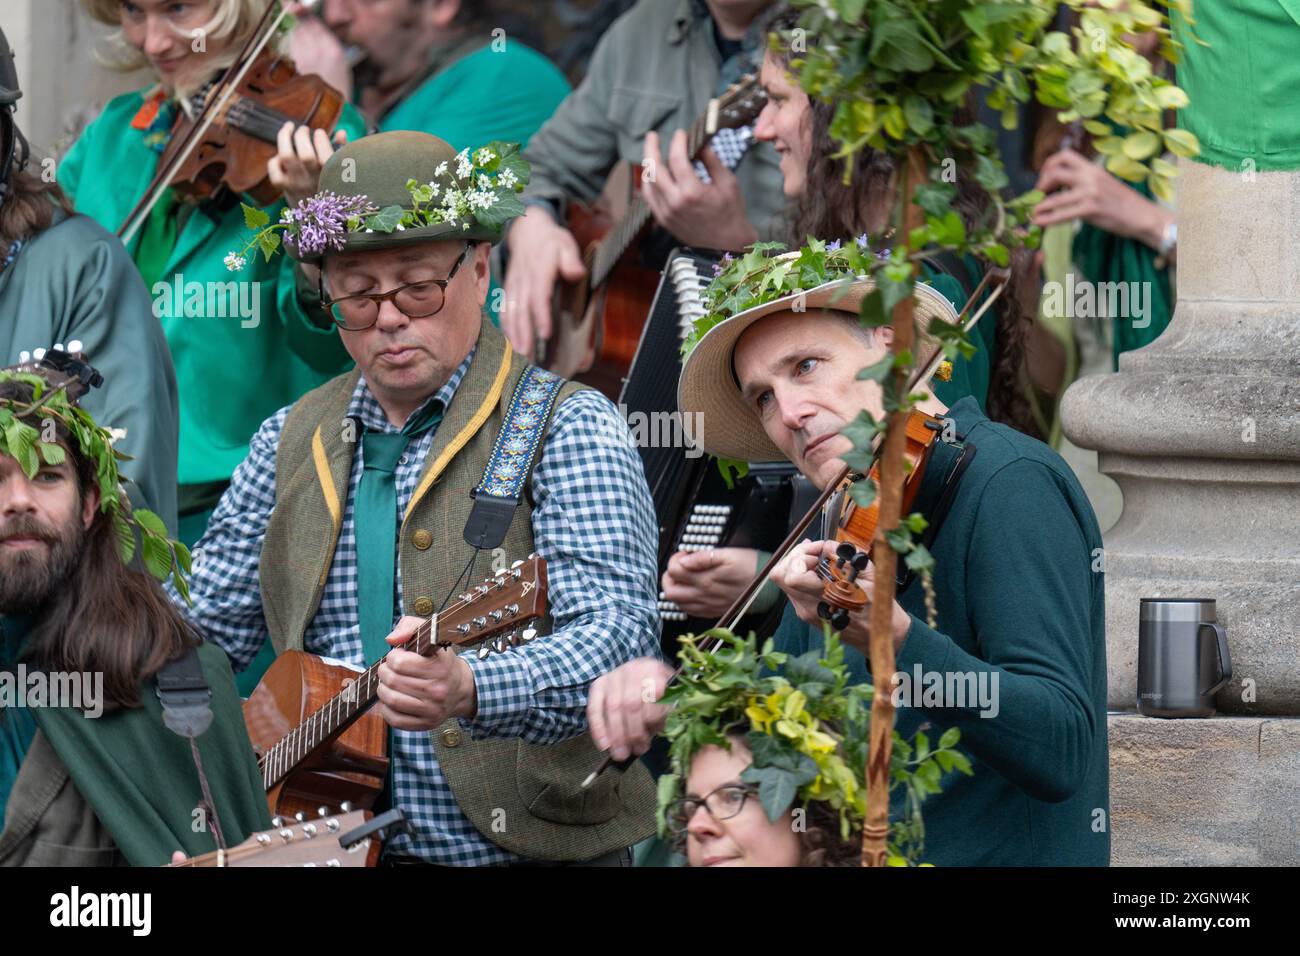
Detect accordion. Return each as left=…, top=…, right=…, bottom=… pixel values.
left=618, top=249, right=815, bottom=655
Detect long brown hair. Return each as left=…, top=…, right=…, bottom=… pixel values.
left=1, top=165, right=72, bottom=260
left=0, top=381, right=196, bottom=711
left=769, top=28, right=1040, bottom=437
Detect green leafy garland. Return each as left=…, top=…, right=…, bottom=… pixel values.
left=228, top=141, right=530, bottom=267
left=0, top=373, right=192, bottom=601
left=659, top=629, right=971, bottom=866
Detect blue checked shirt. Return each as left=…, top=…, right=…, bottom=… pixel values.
left=171, top=348, right=662, bottom=865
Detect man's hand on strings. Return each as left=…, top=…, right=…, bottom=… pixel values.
left=641, top=130, right=759, bottom=252
left=375, top=615, right=478, bottom=731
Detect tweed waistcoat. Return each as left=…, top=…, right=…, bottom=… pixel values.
left=259, top=319, right=654, bottom=860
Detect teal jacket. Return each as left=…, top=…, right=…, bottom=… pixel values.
left=373, top=37, right=570, bottom=150
left=772, top=397, right=1109, bottom=865
left=0, top=210, right=179, bottom=530
left=58, top=92, right=366, bottom=487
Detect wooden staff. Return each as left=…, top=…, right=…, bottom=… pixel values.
left=861, top=146, right=927, bottom=867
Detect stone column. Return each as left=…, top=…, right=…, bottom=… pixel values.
left=1061, top=1, right=1300, bottom=864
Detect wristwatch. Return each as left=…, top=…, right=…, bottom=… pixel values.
left=1154, top=220, right=1177, bottom=268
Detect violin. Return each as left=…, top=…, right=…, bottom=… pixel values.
left=118, top=0, right=343, bottom=242
left=157, top=49, right=343, bottom=208
left=813, top=409, right=947, bottom=631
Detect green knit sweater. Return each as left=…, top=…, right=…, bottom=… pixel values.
left=772, top=397, right=1110, bottom=865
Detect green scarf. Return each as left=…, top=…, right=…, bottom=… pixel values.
left=30, top=642, right=271, bottom=866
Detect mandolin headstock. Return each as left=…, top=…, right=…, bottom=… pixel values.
left=171, top=809, right=377, bottom=867
left=707, top=74, right=768, bottom=134
left=435, top=554, right=548, bottom=659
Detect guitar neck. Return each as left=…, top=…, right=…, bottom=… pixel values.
left=257, top=557, right=546, bottom=792
left=588, top=107, right=723, bottom=289
left=259, top=618, right=440, bottom=791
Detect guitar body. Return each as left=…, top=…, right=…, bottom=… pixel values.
left=243, top=650, right=389, bottom=819
left=548, top=161, right=670, bottom=400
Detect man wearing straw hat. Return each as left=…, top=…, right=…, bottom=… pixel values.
left=588, top=271, right=1111, bottom=865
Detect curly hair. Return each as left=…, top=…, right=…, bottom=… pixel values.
left=672, top=733, right=863, bottom=867
left=767, top=17, right=1040, bottom=438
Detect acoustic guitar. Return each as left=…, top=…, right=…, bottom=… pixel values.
left=168, top=809, right=379, bottom=867
left=243, top=557, right=547, bottom=818
left=541, top=75, right=768, bottom=399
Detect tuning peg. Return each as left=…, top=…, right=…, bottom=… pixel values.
left=519, top=627, right=537, bottom=644
left=477, top=644, right=492, bottom=660
left=494, top=636, right=510, bottom=654
left=850, top=552, right=870, bottom=580
left=318, top=806, right=329, bottom=817
left=511, top=559, right=524, bottom=570
left=836, top=541, right=857, bottom=563
left=271, top=816, right=285, bottom=828
left=817, top=600, right=833, bottom=622
left=509, top=629, right=523, bottom=647
left=295, top=811, right=306, bottom=822
left=340, top=802, right=352, bottom=812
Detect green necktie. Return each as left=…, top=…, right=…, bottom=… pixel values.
left=355, top=401, right=444, bottom=665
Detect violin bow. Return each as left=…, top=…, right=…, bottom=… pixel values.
left=581, top=268, right=1007, bottom=787
left=117, top=0, right=319, bottom=243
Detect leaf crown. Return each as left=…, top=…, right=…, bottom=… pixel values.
left=0, top=371, right=192, bottom=600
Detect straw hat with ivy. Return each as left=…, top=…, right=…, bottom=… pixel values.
left=677, top=238, right=965, bottom=464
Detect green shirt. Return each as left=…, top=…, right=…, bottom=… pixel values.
left=58, top=91, right=367, bottom=487
left=772, top=397, right=1109, bottom=865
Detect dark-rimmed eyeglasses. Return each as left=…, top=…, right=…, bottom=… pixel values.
left=320, top=241, right=475, bottom=331
left=665, top=782, right=759, bottom=834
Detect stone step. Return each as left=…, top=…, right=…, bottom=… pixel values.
left=1108, top=714, right=1300, bottom=865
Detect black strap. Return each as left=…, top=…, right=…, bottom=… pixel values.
left=155, top=643, right=227, bottom=849
left=897, top=437, right=977, bottom=591
left=155, top=645, right=213, bottom=739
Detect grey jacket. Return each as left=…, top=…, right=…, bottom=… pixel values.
left=520, top=0, right=789, bottom=240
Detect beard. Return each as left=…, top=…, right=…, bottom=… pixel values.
left=0, top=512, right=86, bottom=616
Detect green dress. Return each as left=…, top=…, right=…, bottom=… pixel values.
left=58, top=90, right=368, bottom=539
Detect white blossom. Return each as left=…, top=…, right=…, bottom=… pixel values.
left=434, top=161, right=449, bottom=177
left=223, top=251, right=247, bottom=272
left=498, top=168, right=517, bottom=189
left=455, top=149, right=472, bottom=180
left=473, top=147, right=496, bottom=166
left=106, top=427, right=129, bottom=446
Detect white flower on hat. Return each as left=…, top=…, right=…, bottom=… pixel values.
left=434, top=161, right=448, bottom=177
left=455, top=149, right=472, bottom=180
left=473, top=147, right=496, bottom=166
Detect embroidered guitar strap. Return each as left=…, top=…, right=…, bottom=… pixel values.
left=462, top=364, right=567, bottom=550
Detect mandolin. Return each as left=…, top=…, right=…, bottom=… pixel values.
left=540, top=75, right=768, bottom=399
left=168, top=809, right=378, bottom=867
left=243, top=556, right=547, bottom=818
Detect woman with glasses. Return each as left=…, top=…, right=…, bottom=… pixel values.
left=668, top=735, right=860, bottom=867
left=65, top=0, right=366, bottom=547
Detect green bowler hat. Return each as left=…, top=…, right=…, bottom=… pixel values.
left=293, top=131, right=510, bottom=263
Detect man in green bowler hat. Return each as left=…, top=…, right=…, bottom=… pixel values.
left=177, top=130, right=662, bottom=866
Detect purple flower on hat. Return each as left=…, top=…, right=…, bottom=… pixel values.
left=282, top=191, right=376, bottom=257
left=826, top=239, right=842, bottom=251
left=856, top=233, right=870, bottom=249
